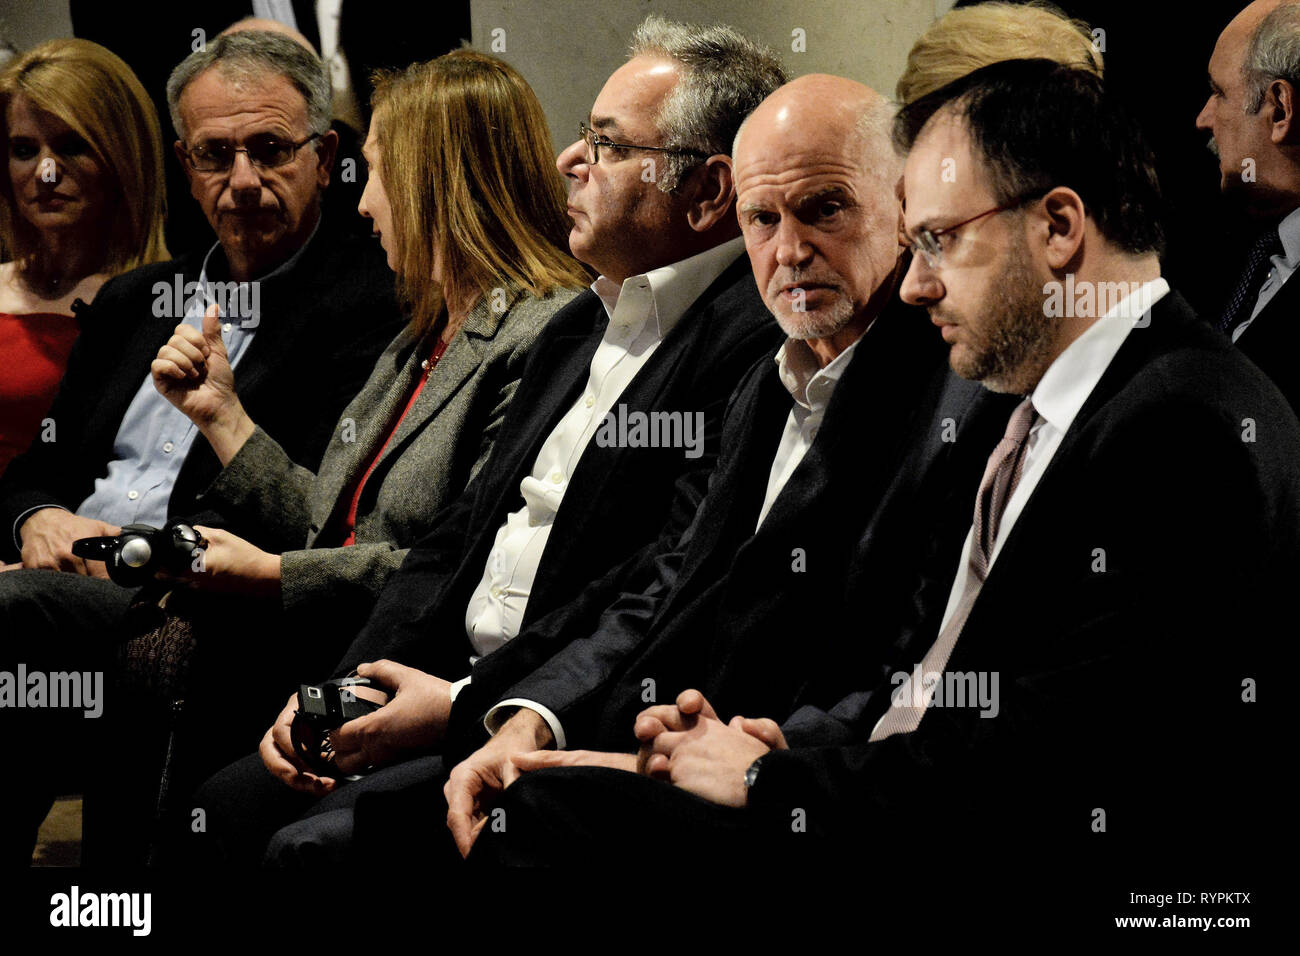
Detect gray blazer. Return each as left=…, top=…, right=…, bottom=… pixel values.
left=200, top=284, right=581, bottom=617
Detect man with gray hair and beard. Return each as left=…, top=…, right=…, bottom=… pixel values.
left=256, top=72, right=1012, bottom=866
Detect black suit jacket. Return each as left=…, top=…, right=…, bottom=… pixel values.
left=1233, top=262, right=1300, bottom=414
left=332, top=253, right=784, bottom=681
left=0, top=229, right=403, bottom=560
left=450, top=296, right=1016, bottom=757
left=747, top=290, right=1300, bottom=856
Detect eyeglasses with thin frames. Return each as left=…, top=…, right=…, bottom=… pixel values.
left=900, top=191, right=1047, bottom=269
left=577, top=120, right=709, bottom=165
left=182, top=132, right=323, bottom=172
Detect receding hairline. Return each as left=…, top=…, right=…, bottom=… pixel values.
left=734, top=89, right=897, bottom=175
left=218, top=16, right=318, bottom=53
left=175, top=61, right=310, bottom=118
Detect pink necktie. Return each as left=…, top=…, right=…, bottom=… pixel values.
left=871, top=397, right=1038, bottom=741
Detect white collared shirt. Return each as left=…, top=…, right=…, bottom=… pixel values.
left=1235, top=205, right=1300, bottom=341
left=755, top=334, right=864, bottom=530
left=931, top=278, right=1171, bottom=652
left=462, top=237, right=747, bottom=661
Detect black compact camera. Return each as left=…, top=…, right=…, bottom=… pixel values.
left=71, top=520, right=207, bottom=587
left=290, top=676, right=386, bottom=775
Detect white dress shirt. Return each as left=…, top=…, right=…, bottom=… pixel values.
left=872, top=278, right=1170, bottom=741
left=755, top=334, right=863, bottom=530
left=481, top=315, right=866, bottom=747
left=1235, top=205, right=1300, bottom=341
left=456, top=238, right=746, bottom=744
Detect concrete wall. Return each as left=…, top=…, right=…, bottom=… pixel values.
left=0, top=0, right=958, bottom=151
left=0, top=0, right=73, bottom=53
left=471, top=0, right=955, bottom=156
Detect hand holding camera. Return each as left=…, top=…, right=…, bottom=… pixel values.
left=260, top=659, right=453, bottom=790
left=290, top=676, right=390, bottom=776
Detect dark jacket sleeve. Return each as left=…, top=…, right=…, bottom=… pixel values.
left=445, top=353, right=774, bottom=754
left=445, top=463, right=710, bottom=755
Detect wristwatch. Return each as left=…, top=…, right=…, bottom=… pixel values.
left=743, top=755, right=765, bottom=792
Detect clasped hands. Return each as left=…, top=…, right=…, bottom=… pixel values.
left=443, top=688, right=789, bottom=857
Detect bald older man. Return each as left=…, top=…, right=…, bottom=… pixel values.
left=297, top=74, right=1014, bottom=866
left=1198, top=0, right=1300, bottom=411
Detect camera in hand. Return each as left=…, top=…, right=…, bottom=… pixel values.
left=290, top=676, right=386, bottom=775
left=71, top=520, right=206, bottom=587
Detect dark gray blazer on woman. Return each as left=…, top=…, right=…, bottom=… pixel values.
left=199, top=284, right=581, bottom=622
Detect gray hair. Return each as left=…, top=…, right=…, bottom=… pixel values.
left=629, top=15, right=787, bottom=193
left=857, top=97, right=902, bottom=189
left=1243, top=2, right=1300, bottom=114
left=165, top=30, right=331, bottom=142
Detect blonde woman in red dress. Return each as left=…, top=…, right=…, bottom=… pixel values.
left=0, top=39, right=168, bottom=475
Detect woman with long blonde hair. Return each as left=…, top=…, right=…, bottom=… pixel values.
left=0, top=38, right=168, bottom=474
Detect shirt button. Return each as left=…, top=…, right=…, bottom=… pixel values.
left=585, top=394, right=595, bottom=408
left=162, top=441, right=174, bottom=453
left=222, top=322, right=233, bottom=333
left=127, top=490, right=139, bottom=500
left=550, top=471, right=563, bottom=484
left=490, top=586, right=502, bottom=598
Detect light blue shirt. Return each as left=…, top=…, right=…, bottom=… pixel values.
left=73, top=231, right=310, bottom=528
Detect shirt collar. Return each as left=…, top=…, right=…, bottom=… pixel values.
left=774, top=329, right=864, bottom=413
left=1275, top=205, right=1300, bottom=267
left=1030, top=277, right=1170, bottom=434
left=198, top=215, right=322, bottom=285
left=590, top=236, right=746, bottom=340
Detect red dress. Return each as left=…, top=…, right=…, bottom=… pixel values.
left=0, top=311, right=80, bottom=475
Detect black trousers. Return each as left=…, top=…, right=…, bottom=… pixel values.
left=182, top=751, right=450, bottom=866
left=465, top=766, right=813, bottom=868
left=1, top=567, right=354, bottom=865
left=2, top=569, right=135, bottom=865
left=190, top=757, right=818, bottom=869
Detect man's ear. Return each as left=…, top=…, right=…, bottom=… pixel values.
left=686, top=155, right=735, bottom=233
left=314, top=128, right=339, bottom=189
left=174, top=141, right=193, bottom=178
left=173, top=140, right=197, bottom=192
left=1268, top=79, right=1298, bottom=145
left=1039, top=186, right=1086, bottom=271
